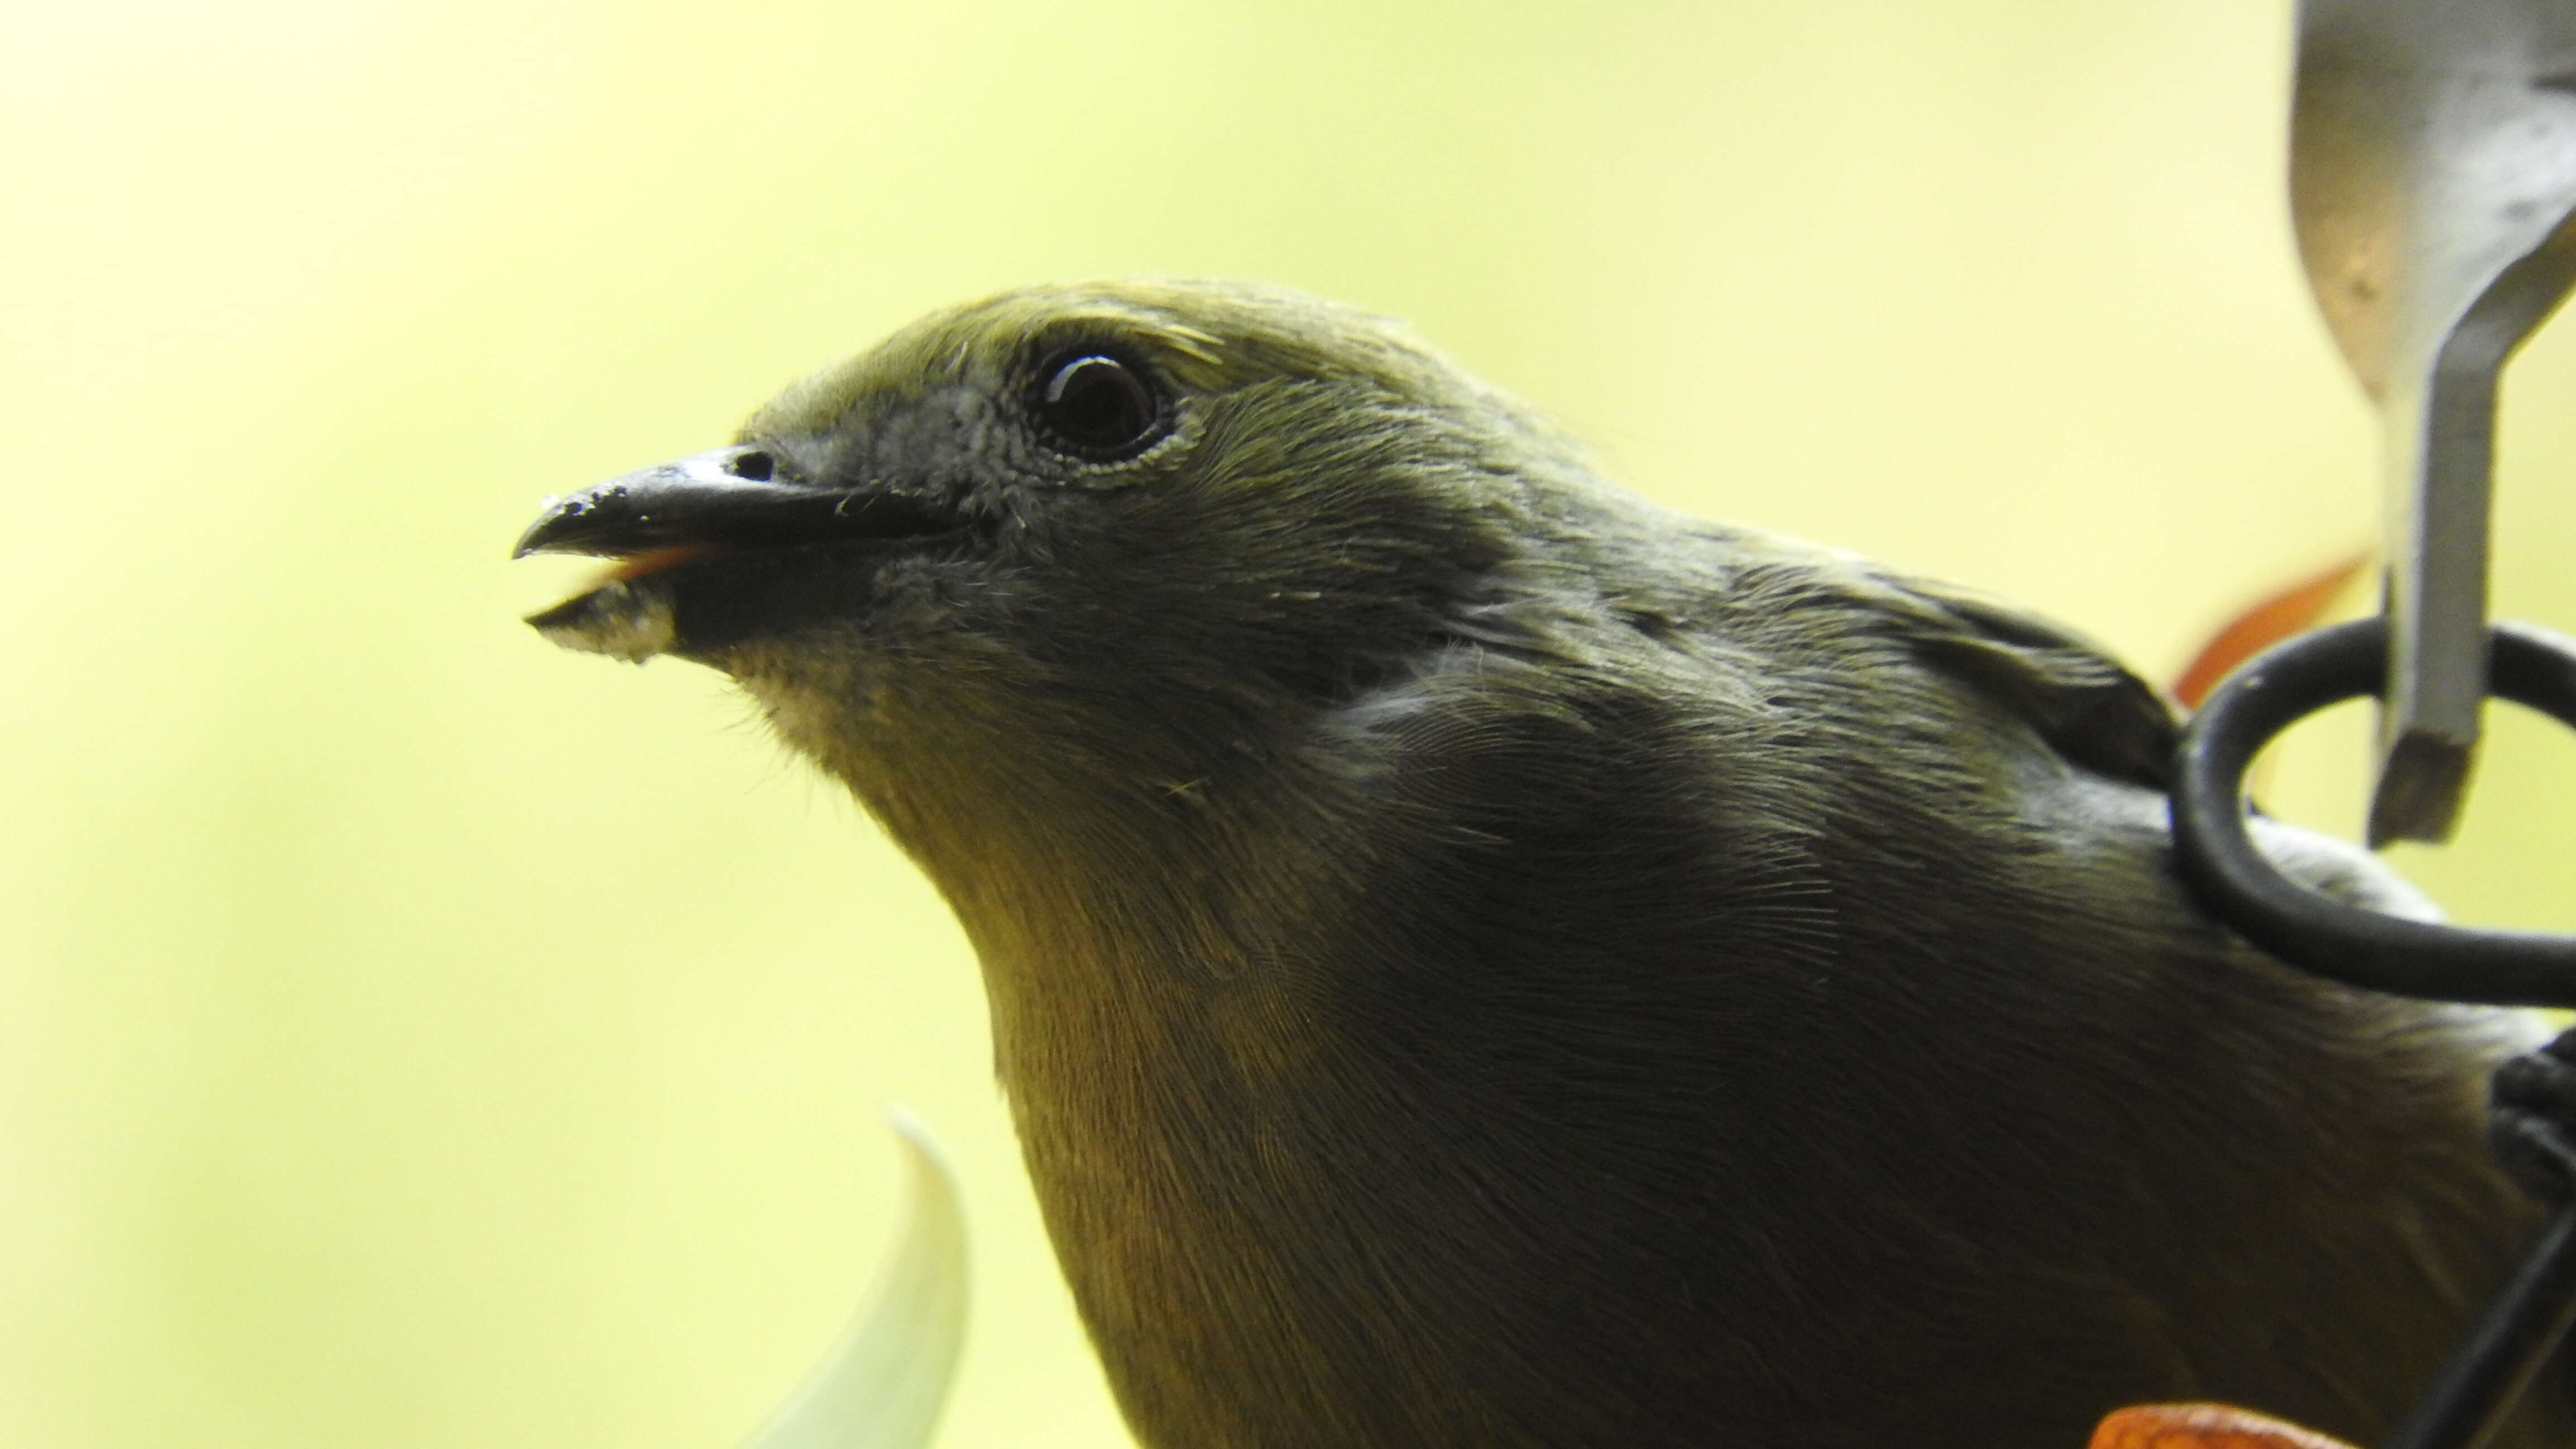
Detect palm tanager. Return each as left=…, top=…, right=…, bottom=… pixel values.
left=515, top=280, right=2571, bottom=1449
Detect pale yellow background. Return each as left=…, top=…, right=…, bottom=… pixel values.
left=7, top=2, right=2576, bottom=1446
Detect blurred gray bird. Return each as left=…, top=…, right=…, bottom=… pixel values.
left=517, top=280, right=2566, bottom=1449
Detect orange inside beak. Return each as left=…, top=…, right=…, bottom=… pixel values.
left=599, top=542, right=732, bottom=585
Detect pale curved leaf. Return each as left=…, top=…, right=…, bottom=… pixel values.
left=742, top=1107, right=969, bottom=1449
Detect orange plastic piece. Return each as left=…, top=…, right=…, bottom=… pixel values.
left=2089, top=1402, right=2363, bottom=1449
left=2171, top=555, right=2370, bottom=709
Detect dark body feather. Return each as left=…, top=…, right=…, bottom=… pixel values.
left=525, top=281, right=2570, bottom=1449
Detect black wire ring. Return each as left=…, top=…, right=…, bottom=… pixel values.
left=2170, top=617, right=2576, bottom=1007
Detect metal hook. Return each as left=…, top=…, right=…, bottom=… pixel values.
left=2290, top=0, right=2576, bottom=845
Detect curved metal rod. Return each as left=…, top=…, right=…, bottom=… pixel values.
left=2386, top=1206, right=2576, bottom=1449
left=2170, top=616, right=2576, bottom=1007
left=2171, top=615, right=2576, bottom=1449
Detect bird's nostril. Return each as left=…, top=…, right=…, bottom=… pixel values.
left=729, top=450, right=776, bottom=482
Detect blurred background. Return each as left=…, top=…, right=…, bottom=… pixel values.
left=6, top=1, right=2574, bottom=1445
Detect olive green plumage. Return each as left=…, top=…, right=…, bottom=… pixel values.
left=523, top=280, right=2568, bottom=1448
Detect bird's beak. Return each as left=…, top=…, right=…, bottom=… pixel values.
left=514, top=444, right=976, bottom=662
left=516, top=445, right=878, bottom=560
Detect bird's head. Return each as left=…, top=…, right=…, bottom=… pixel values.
left=517, top=281, right=1616, bottom=825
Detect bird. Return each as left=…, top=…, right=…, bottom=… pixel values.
left=515, top=280, right=2569, bottom=1449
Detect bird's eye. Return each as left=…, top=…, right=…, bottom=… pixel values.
left=1033, top=352, right=1163, bottom=460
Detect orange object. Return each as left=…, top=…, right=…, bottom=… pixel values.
left=2170, top=555, right=2370, bottom=709
left=2090, top=1402, right=2362, bottom=1449
left=609, top=541, right=731, bottom=581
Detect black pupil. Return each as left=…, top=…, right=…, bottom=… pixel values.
left=1040, top=355, right=1156, bottom=454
